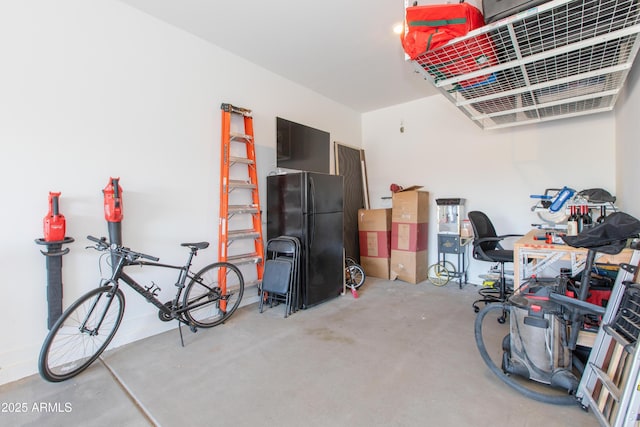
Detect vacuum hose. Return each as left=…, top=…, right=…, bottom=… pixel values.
left=474, top=303, right=578, bottom=405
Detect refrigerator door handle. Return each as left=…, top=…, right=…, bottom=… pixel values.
left=309, top=175, right=316, bottom=247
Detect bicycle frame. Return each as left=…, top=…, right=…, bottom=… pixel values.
left=124, top=261, right=187, bottom=308
left=84, top=246, right=215, bottom=332
left=120, top=265, right=221, bottom=320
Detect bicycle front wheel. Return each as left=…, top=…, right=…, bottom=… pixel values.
left=183, top=262, right=244, bottom=328
left=346, top=264, right=366, bottom=289
left=38, top=285, right=125, bottom=382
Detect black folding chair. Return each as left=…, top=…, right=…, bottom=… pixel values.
left=259, top=236, right=301, bottom=317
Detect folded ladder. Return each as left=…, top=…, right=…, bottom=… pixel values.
left=576, top=249, right=640, bottom=427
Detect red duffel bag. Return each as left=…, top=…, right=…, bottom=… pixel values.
left=401, top=2, right=486, bottom=60
left=401, top=2, right=497, bottom=89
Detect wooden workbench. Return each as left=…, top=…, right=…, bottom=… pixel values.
left=513, top=230, right=633, bottom=291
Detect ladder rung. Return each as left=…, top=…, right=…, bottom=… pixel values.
left=603, top=324, right=636, bottom=353
left=230, top=132, right=253, bottom=142
left=229, top=156, right=254, bottom=165
left=588, top=363, right=622, bottom=401
left=228, top=205, right=259, bottom=214
left=226, top=253, right=262, bottom=265
left=228, top=229, right=261, bottom=240
left=228, top=180, right=256, bottom=189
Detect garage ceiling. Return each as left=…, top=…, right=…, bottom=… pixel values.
left=117, top=0, right=439, bottom=112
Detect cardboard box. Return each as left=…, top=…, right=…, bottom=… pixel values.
left=390, top=250, right=428, bottom=284
left=358, top=208, right=391, bottom=232
left=360, top=230, right=391, bottom=258
left=391, top=222, right=428, bottom=252
left=360, top=256, right=390, bottom=280
left=390, top=190, right=429, bottom=284
left=391, top=190, right=429, bottom=252
left=392, top=190, right=429, bottom=224
left=358, top=209, right=391, bottom=279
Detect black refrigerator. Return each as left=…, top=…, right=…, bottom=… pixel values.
left=266, top=172, right=344, bottom=308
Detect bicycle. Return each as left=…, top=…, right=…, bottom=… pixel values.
left=345, top=257, right=365, bottom=297
left=38, top=235, right=244, bottom=382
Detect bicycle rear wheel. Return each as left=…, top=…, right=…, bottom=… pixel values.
left=38, top=285, right=125, bottom=382
left=183, top=262, right=244, bottom=328
left=346, top=264, right=366, bottom=289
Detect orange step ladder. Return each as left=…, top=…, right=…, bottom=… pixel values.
left=218, top=103, right=264, bottom=288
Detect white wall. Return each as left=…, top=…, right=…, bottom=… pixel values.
left=362, top=95, right=617, bottom=284
left=615, top=58, right=640, bottom=216
left=0, top=0, right=361, bottom=385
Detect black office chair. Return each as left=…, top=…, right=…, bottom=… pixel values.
left=468, top=211, right=522, bottom=322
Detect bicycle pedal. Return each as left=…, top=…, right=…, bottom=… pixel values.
left=189, top=324, right=198, bottom=333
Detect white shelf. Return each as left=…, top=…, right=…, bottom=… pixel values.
left=406, top=0, right=640, bottom=130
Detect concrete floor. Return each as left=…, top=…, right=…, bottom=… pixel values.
left=1, top=278, right=599, bottom=427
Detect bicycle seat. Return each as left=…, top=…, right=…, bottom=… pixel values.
left=181, top=242, right=209, bottom=250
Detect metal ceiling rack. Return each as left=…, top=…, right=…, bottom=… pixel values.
left=406, top=0, right=640, bottom=130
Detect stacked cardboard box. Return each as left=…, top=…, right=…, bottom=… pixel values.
left=390, top=189, right=429, bottom=284
left=357, top=208, right=392, bottom=279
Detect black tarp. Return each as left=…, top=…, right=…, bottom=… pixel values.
left=561, top=212, right=640, bottom=254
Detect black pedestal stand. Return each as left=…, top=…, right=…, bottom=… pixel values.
left=35, top=237, right=74, bottom=329
left=107, top=221, right=121, bottom=271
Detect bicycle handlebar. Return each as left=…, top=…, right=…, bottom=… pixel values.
left=86, top=235, right=160, bottom=262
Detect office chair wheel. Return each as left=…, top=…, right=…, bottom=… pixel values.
left=473, top=300, right=489, bottom=313
left=497, top=313, right=507, bottom=324
left=428, top=261, right=455, bottom=286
